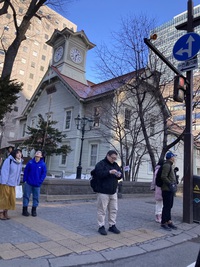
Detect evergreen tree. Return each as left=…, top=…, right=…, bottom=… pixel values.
left=0, top=77, right=22, bottom=123
left=23, top=114, right=71, bottom=156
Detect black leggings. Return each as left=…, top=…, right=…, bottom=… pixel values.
left=161, top=190, right=174, bottom=224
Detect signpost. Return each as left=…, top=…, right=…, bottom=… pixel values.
left=175, top=0, right=200, bottom=224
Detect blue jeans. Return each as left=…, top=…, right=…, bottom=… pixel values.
left=23, top=183, right=40, bottom=207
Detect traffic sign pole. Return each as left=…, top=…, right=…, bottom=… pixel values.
left=176, top=0, right=200, bottom=224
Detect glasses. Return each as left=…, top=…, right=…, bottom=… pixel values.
left=109, top=155, right=117, bottom=161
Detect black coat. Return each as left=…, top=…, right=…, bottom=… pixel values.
left=93, top=157, right=122, bottom=194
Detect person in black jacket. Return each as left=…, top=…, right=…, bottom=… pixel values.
left=94, top=150, right=122, bottom=235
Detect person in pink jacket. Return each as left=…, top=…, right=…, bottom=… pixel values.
left=150, top=160, right=163, bottom=223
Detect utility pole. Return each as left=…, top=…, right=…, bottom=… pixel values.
left=176, top=0, right=200, bottom=223
left=144, top=0, right=200, bottom=223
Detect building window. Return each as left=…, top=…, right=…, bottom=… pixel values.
left=34, top=40, right=39, bottom=46
left=30, top=117, right=37, bottom=128
left=0, top=50, right=5, bottom=55
left=29, top=73, right=34, bottom=79
left=60, top=153, right=67, bottom=165
left=148, top=161, right=153, bottom=173
left=23, top=46, right=28, bottom=52
left=40, top=66, right=44, bottom=71
left=21, top=58, right=26, bottom=63
left=43, top=44, right=47, bottom=50
left=93, top=107, right=100, bottom=127
left=42, top=55, right=46, bottom=61
left=124, top=108, right=131, bottom=129
left=31, top=61, right=35, bottom=68
left=28, top=84, right=32, bottom=91
left=6, top=13, right=11, bottom=19
left=22, top=123, right=26, bottom=137
left=90, top=144, right=98, bottom=166
left=4, top=25, right=9, bottom=31
left=19, top=7, right=23, bottom=14
left=33, top=51, right=38, bottom=57
left=64, top=110, right=72, bottom=130
left=13, top=106, right=18, bottom=112
left=19, top=70, right=25, bottom=75
left=150, top=117, right=155, bottom=135
left=44, top=34, right=49, bottom=40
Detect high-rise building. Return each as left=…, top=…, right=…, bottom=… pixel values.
left=0, top=1, right=77, bottom=147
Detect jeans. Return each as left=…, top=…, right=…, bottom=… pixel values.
left=23, top=183, right=40, bottom=207
left=161, top=190, right=174, bottom=224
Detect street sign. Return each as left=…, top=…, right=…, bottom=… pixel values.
left=173, top=32, right=200, bottom=61
left=177, top=57, right=198, bottom=72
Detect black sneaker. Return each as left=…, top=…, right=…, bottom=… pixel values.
left=161, top=224, right=172, bottom=231
left=108, top=225, right=120, bottom=234
left=98, top=226, right=107, bottom=235
left=168, top=223, right=177, bottom=230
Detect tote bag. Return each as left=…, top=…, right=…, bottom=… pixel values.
left=16, top=185, right=23, bottom=198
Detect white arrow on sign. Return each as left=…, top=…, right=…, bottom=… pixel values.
left=176, top=35, right=195, bottom=58
left=177, top=57, right=198, bottom=72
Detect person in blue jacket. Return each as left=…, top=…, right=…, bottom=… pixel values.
left=22, top=151, right=47, bottom=217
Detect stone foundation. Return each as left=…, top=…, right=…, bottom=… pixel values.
left=40, top=178, right=183, bottom=201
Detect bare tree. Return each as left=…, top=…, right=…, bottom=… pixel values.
left=94, top=14, right=184, bottom=176
left=0, top=0, right=74, bottom=79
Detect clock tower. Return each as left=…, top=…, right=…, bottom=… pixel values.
left=47, top=28, right=95, bottom=85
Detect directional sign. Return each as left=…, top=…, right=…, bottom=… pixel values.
left=177, top=57, right=198, bottom=72
left=173, top=32, right=200, bottom=61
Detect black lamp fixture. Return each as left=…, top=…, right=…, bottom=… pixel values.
left=75, top=115, right=93, bottom=179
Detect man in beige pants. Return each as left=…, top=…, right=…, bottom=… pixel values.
left=92, top=150, right=122, bottom=235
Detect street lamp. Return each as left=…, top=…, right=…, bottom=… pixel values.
left=75, top=115, right=93, bottom=179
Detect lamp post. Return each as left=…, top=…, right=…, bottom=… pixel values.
left=75, top=115, right=93, bottom=179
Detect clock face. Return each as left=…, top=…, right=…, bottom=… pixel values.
left=70, top=47, right=83, bottom=64
left=54, top=46, right=64, bottom=63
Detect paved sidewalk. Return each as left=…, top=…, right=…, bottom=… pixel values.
left=0, top=193, right=199, bottom=267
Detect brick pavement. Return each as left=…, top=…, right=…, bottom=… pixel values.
left=0, top=194, right=199, bottom=267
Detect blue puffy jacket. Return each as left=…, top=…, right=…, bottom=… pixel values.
left=23, top=158, right=47, bottom=187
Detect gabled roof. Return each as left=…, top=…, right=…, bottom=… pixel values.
left=46, top=28, right=95, bottom=50
left=52, top=66, right=142, bottom=100
left=20, top=66, right=160, bottom=119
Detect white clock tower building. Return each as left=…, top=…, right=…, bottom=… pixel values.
left=47, top=28, right=95, bottom=85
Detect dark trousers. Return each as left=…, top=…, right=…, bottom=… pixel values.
left=161, top=190, right=174, bottom=224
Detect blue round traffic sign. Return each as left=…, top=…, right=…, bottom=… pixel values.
left=173, top=32, right=200, bottom=61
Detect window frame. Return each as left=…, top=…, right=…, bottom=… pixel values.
left=64, top=109, right=72, bottom=130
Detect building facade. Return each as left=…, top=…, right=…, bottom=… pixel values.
left=10, top=28, right=181, bottom=182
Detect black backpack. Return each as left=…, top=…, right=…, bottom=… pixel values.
left=155, top=163, right=171, bottom=187
left=90, top=169, right=99, bottom=193
left=155, top=165, right=163, bottom=187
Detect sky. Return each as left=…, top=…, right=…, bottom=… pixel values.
left=54, top=0, right=200, bottom=82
